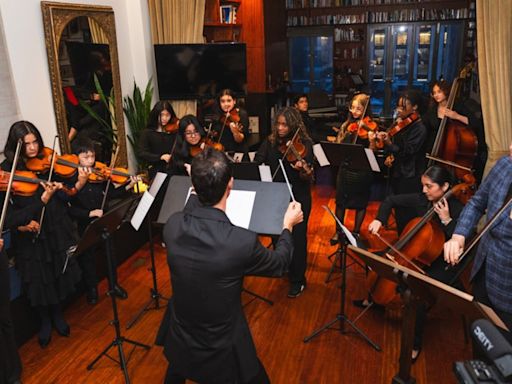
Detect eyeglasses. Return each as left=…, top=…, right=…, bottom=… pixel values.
left=185, top=130, right=199, bottom=137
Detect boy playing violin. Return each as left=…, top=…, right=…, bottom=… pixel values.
left=69, top=138, right=137, bottom=304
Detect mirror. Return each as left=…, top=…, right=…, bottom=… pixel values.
left=41, top=2, right=126, bottom=165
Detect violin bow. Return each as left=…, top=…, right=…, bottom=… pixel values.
left=272, top=127, right=301, bottom=181
left=100, top=146, right=120, bottom=212
left=0, top=139, right=23, bottom=237
left=34, top=135, right=59, bottom=241
left=217, top=111, right=230, bottom=145
left=352, top=95, right=370, bottom=144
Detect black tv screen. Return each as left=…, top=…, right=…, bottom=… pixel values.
left=154, top=43, right=247, bottom=100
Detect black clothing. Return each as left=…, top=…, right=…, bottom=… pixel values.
left=422, top=102, right=488, bottom=184
left=157, top=196, right=294, bottom=383
left=138, top=129, right=177, bottom=179
left=255, top=137, right=313, bottom=285
left=335, top=132, right=373, bottom=209
left=0, top=160, right=81, bottom=308
left=212, top=107, right=250, bottom=154
left=299, top=110, right=315, bottom=138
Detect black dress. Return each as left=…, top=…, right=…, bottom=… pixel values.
left=138, top=129, right=177, bottom=179
left=335, top=130, right=373, bottom=210
left=0, top=160, right=81, bottom=307
left=255, top=137, right=313, bottom=286
left=212, top=107, right=250, bottom=155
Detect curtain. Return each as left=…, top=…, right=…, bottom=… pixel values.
left=88, top=18, right=109, bottom=44
left=147, top=0, right=206, bottom=117
left=476, top=0, right=512, bottom=173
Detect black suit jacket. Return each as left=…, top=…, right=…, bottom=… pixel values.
left=158, top=197, right=293, bottom=383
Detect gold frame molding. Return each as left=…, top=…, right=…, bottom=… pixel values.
left=41, top=1, right=126, bottom=165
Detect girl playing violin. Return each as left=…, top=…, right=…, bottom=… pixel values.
left=358, top=166, right=464, bottom=362
left=139, top=101, right=179, bottom=179
left=170, top=115, right=206, bottom=176
left=371, top=90, right=427, bottom=233
left=68, top=138, right=137, bottom=305
left=212, top=89, right=250, bottom=157
left=255, top=107, right=313, bottom=298
left=423, top=80, right=487, bottom=184
left=1, top=121, right=86, bottom=348
left=331, top=93, right=377, bottom=244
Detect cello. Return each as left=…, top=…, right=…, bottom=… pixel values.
left=365, top=177, right=475, bottom=306
left=427, top=63, right=478, bottom=181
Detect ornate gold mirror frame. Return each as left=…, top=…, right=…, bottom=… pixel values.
left=41, top=1, right=126, bottom=165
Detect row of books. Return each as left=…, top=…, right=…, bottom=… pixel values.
left=334, top=27, right=365, bottom=42
left=286, top=0, right=459, bottom=8
left=287, top=7, right=469, bottom=26
left=220, top=5, right=238, bottom=24
left=334, top=46, right=365, bottom=59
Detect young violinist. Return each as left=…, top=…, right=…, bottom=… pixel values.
left=169, top=115, right=206, bottom=176
left=255, top=107, right=313, bottom=297
left=370, top=89, right=427, bottom=233
left=139, top=100, right=180, bottom=179
left=331, top=93, right=376, bottom=244
left=212, top=89, right=250, bottom=157
left=1, top=121, right=86, bottom=348
left=359, top=166, right=464, bottom=362
left=423, top=80, right=487, bottom=184
left=293, top=93, right=315, bottom=137
left=68, top=139, right=137, bottom=304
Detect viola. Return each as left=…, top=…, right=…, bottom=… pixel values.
left=163, top=117, right=180, bottom=134
left=0, top=170, right=77, bottom=197
left=365, top=179, right=475, bottom=306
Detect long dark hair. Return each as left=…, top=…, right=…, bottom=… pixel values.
left=173, top=115, right=205, bottom=172
left=423, top=166, right=454, bottom=187
left=269, top=107, right=311, bottom=146
left=429, top=80, right=451, bottom=107
left=400, top=88, right=427, bottom=115
left=147, top=100, right=177, bottom=130
left=4, top=121, right=45, bottom=163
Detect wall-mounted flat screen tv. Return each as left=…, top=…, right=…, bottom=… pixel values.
left=154, top=43, right=247, bottom=100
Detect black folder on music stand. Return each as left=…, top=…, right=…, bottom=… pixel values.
left=321, top=141, right=377, bottom=171
left=157, top=176, right=290, bottom=235
left=349, top=245, right=506, bottom=384
left=231, top=162, right=261, bottom=181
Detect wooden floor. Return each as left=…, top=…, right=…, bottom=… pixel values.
left=18, top=181, right=472, bottom=383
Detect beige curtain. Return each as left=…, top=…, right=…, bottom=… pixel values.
left=88, top=18, right=109, bottom=44
left=148, top=0, right=206, bottom=117
left=477, top=0, right=512, bottom=173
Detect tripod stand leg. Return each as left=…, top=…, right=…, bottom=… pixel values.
left=242, top=288, right=273, bottom=306
left=87, top=340, right=116, bottom=370
left=123, top=337, right=151, bottom=350
left=341, top=316, right=381, bottom=351
left=325, top=248, right=341, bottom=283
left=116, top=340, right=131, bottom=384
left=303, top=315, right=341, bottom=343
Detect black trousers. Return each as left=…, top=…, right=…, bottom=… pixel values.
left=164, top=359, right=270, bottom=384
left=288, top=186, right=311, bottom=285
left=391, top=176, right=422, bottom=234
left=0, top=252, right=22, bottom=384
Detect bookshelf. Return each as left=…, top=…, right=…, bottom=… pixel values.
left=204, top=0, right=242, bottom=42
left=285, top=0, right=470, bottom=94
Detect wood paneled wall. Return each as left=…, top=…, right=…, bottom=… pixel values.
left=240, top=0, right=266, bottom=92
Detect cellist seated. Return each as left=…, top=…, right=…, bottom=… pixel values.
left=353, top=166, right=468, bottom=363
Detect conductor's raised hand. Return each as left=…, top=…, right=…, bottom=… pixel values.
left=283, top=202, right=303, bottom=232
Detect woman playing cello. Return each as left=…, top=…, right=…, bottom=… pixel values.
left=331, top=93, right=377, bottom=244
left=356, top=166, right=464, bottom=362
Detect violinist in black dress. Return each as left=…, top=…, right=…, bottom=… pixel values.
left=255, top=107, right=313, bottom=297
left=1, top=121, right=84, bottom=348
left=168, top=115, right=206, bottom=177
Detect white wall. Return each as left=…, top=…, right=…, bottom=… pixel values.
left=0, top=0, right=156, bottom=169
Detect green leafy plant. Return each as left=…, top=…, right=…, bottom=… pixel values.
left=78, top=74, right=118, bottom=155
left=123, top=78, right=153, bottom=170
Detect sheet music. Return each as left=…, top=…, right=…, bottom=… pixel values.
left=258, top=164, right=272, bottom=182
left=313, top=143, right=330, bottom=167
left=233, top=152, right=244, bottom=162
left=323, top=205, right=357, bottom=246
left=130, top=191, right=154, bottom=231
left=226, top=190, right=256, bottom=229
left=364, top=148, right=381, bottom=172
left=248, top=151, right=256, bottom=162
left=149, top=172, right=168, bottom=196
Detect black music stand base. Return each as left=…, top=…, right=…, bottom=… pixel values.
left=126, top=221, right=169, bottom=329
left=304, top=239, right=380, bottom=351
left=87, top=229, right=150, bottom=384
left=243, top=288, right=273, bottom=306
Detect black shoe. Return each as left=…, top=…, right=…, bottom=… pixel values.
left=38, top=327, right=52, bottom=348
left=412, top=347, right=421, bottom=364
left=287, top=282, right=306, bottom=298
left=54, top=321, right=70, bottom=337
left=86, top=287, right=99, bottom=305
left=330, top=233, right=339, bottom=246
left=112, top=284, right=128, bottom=300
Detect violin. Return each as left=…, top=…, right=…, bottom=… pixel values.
left=26, top=147, right=79, bottom=178
left=88, top=161, right=134, bottom=184
left=279, top=135, right=314, bottom=182
left=163, top=117, right=180, bottom=134
left=219, top=109, right=242, bottom=130
left=345, top=116, right=378, bottom=141
left=0, top=170, right=77, bottom=197
left=365, top=178, right=475, bottom=306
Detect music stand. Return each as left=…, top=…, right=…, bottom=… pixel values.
left=320, top=142, right=378, bottom=281
left=79, top=196, right=151, bottom=384
left=231, top=162, right=261, bottom=181
left=126, top=173, right=170, bottom=329
left=304, top=206, right=380, bottom=351
left=157, top=176, right=291, bottom=306
left=349, top=246, right=507, bottom=384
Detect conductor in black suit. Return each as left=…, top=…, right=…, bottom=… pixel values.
left=157, top=148, right=304, bottom=384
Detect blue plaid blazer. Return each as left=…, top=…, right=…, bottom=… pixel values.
left=454, top=155, right=512, bottom=313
